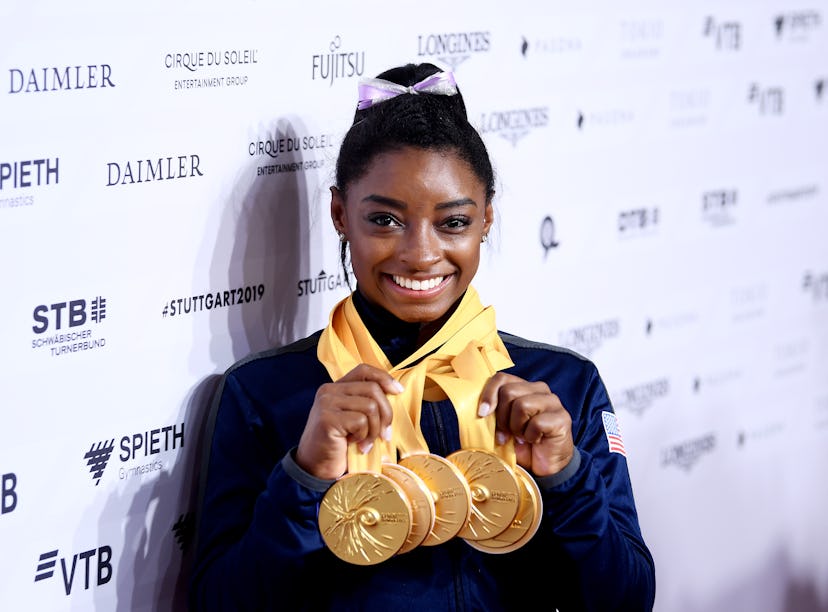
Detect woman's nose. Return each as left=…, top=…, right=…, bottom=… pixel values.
left=398, top=223, right=441, bottom=269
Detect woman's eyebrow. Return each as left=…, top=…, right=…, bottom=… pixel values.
left=435, top=197, right=477, bottom=210
left=361, top=194, right=406, bottom=209
left=361, top=194, right=478, bottom=210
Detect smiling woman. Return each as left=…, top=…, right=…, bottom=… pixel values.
left=190, top=63, right=656, bottom=611
left=331, top=148, right=491, bottom=330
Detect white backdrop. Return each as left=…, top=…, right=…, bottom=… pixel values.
left=1, top=1, right=827, bottom=610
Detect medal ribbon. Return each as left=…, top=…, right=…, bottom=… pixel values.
left=317, top=286, right=516, bottom=474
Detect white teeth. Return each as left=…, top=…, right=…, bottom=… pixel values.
left=392, top=275, right=444, bottom=291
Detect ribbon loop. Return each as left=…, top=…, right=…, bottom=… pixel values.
left=357, top=70, right=458, bottom=110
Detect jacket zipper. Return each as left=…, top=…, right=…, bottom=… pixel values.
left=425, top=400, right=449, bottom=455
left=425, top=401, right=464, bottom=612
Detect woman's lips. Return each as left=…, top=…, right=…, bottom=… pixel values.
left=391, top=274, right=446, bottom=291
left=386, top=274, right=454, bottom=297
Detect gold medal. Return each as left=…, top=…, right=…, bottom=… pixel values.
left=399, top=453, right=471, bottom=546
left=447, top=449, right=520, bottom=541
left=465, top=465, right=543, bottom=554
left=382, top=463, right=436, bottom=554
left=318, top=472, right=412, bottom=565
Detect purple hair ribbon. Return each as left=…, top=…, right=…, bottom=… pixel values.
left=356, top=70, right=458, bottom=110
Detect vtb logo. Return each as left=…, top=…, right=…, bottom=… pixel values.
left=32, top=297, right=107, bottom=333
left=703, top=17, right=741, bottom=50
left=34, top=546, right=113, bottom=595
left=748, top=83, right=784, bottom=115
left=2, top=472, right=17, bottom=515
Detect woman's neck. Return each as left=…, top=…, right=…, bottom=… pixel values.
left=352, top=287, right=462, bottom=364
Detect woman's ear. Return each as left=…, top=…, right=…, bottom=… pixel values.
left=483, top=200, right=494, bottom=236
left=330, top=186, right=347, bottom=236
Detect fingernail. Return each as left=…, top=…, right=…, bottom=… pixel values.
left=477, top=402, right=493, bottom=418
left=392, top=381, right=405, bottom=393
left=495, top=431, right=508, bottom=446
left=515, top=437, right=526, bottom=445
left=359, top=441, right=374, bottom=454
left=382, top=425, right=392, bottom=441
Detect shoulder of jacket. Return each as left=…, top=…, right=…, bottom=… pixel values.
left=224, top=329, right=323, bottom=377
left=498, top=330, right=594, bottom=365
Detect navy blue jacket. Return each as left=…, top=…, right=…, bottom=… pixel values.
left=190, top=329, right=656, bottom=611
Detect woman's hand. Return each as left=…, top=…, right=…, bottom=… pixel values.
left=295, top=364, right=403, bottom=480
left=478, top=372, right=574, bottom=478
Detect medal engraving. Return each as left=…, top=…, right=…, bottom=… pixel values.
left=447, top=449, right=520, bottom=541
left=465, top=465, right=542, bottom=554
left=383, top=463, right=436, bottom=554
left=318, top=472, right=411, bottom=565
left=399, top=453, right=471, bottom=546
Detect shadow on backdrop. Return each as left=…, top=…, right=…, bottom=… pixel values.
left=216, top=115, right=316, bottom=362
left=784, top=579, right=828, bottom=612
left=672, top=546, right=828, bottom=612
left=105, top=116, right=316, bottom=610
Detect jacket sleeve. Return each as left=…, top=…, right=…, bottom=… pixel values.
left=188, top=371, right=331, bottom=611
left=535, top=364, right=656, bottom=611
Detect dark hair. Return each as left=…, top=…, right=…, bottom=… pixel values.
left=335, top=63, right=494, bottom=199
left=335, top=62, right=495, bottom=284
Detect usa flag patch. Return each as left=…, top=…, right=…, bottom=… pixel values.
left=602, top=411, right=627, bottom=457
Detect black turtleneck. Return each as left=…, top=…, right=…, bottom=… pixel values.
left=351, top=287, right=463, bottom=366
left=352, top=288, right=421, bottom=366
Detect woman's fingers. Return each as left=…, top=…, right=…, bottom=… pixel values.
left=296, top=364, right=403, bottom=479
left=480, top=372, right=575, bottom=477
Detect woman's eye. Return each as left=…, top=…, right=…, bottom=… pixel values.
left=443, top=216, right=471, bottom=229
left=368, top=213, right=399, bottom=227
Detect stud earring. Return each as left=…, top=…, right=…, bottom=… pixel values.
left=338, top=231, right=347, bottom=243
left=480, top=234, right=488, bottom=243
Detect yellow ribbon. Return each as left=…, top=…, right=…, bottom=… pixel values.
left=317, top=286, right=515, bottom=474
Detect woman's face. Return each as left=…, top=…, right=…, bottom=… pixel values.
left=332, top=147, right=493, bottom=324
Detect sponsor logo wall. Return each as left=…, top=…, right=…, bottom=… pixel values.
left=1, top=2, right=826, bottom=611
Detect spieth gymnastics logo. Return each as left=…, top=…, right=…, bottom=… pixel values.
left=83, top=423, right=185, bottom=486
left=774, top=11, right=822, bottom=42
left=84, top=440, right=116, bottom=486
left=0, top=156, right=59, bottom=210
